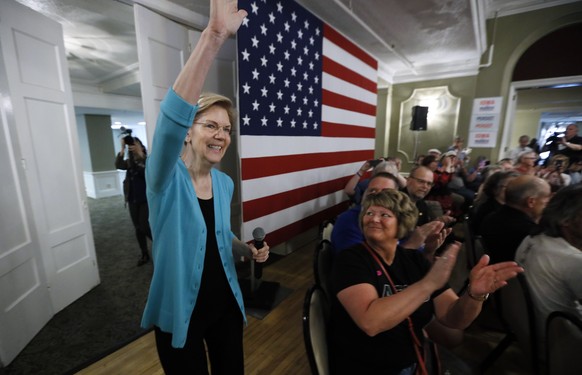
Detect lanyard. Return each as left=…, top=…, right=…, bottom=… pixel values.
left=362, top=241, right=429, bottom=375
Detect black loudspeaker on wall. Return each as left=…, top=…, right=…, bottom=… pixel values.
left=410, top=105, right=428, bottom=131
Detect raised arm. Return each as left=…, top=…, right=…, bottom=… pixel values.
left=147, top=0, right=248, bottom=192
left=173, top=0, right=247, bottom=104
left=344, top=160, right=371, bottom=197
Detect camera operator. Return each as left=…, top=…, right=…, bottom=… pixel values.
left=115, top=129, right=152, bottom=266
left=557, top=124, right=582, bottom=166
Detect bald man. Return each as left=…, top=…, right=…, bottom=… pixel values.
left=479, top=175, right=551, bottom=263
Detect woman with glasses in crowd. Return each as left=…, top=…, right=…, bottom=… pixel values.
left=329, top=189, right=522, bottom=374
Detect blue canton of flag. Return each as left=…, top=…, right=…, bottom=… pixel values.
left=237, top=0, right=323, bottom=136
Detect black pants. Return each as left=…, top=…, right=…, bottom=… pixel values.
left=154, top=303, right=244, bottom=375
left=128, top=201, right=151, bottom=258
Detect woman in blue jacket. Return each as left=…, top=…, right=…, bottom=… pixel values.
left=140, top=1, right=269, bottom=373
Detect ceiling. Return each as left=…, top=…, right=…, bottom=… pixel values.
left=12, top=0, right=582, bottom=126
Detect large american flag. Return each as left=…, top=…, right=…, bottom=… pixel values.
left=237, top=0, right=377, bottom=246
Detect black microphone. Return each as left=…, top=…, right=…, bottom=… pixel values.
left=252, top=227, right=266, bottom=279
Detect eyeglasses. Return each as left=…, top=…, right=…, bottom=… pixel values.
left=364, top=210, right=394, bottom=220
left=193, top=121, right=233, bottom=136
left=409, top=176, right=433, bottom=187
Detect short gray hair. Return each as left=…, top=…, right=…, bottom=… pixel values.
left=505, top=176, right=547, bottom=207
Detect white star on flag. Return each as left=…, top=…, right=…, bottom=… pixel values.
left=237, top=0, right=378, bottom=245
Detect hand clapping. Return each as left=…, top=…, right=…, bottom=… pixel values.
left=468, top=255, right=524, bottom=296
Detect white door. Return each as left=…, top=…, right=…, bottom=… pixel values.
left=134, top=4, right=191, bottom=145
left=133, top=4, right=241, bottom=232
left=134, top=3, right=236, bottom=143
left=0, top=0, right=99, bottom=365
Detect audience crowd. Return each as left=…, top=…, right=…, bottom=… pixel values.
left=327, top=127, right=582, bottom=373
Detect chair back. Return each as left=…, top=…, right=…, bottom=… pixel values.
left=462, top=216, right=477, bottom=269
left=546, top=311, right=582, bottom=375
left=313, top=240, right=333, bottom=302
left=302, top=285, right=330, bottom=375
left=472, top=235, right=486, bottom=266
left=498, top=273, right=541, bottom=374
left=425, top=200, right=444, bottom=218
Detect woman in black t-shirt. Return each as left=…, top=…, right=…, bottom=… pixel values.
left=329, top=189, right=523, bottom=374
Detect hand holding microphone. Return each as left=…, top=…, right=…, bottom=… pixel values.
left=251, top=227, right=269, bottom=279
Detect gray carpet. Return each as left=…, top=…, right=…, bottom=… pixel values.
left=3, top=196, right=153, bottom=375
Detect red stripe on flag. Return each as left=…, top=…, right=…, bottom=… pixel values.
left=262, top=202, right=350, bottom=247
left=324, top=24, right=377, bottom=70
left=242, top=176, right=352, bottom=221
left=322, top=89, right=376, bottom=116
left=322, top=56, right=376, bottom=93
left=241, top=149, right=374, bottom=180
left=321, top=122, right=376, bottom=138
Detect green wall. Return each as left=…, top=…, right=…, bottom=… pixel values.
left=389, top=76, right=477, bottom=172
left=380, top=2, right=582, bottom=172
left=475, top=2, right=582, bottom=158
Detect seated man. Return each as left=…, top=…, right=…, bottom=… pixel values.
left=515, top=184, right=582, bottom=357
left=402, top=166, right=455, bottom=227
left=479, top=175, right=551, bottom=263
left=470, top=170, right=519, bottom=236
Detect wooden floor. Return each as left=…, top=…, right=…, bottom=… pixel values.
left=74, top=234, right=531, bottom=375
left=75, top=239, right=315, bottom=375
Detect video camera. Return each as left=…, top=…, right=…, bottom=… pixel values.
left=120, top=126, right=134, bottom=145
left=545, top=132, right=564, bottom=146
left=542, top=132, right=565, bottom=154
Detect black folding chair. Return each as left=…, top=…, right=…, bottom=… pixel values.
left=491, top=273, right=541, bottom=374
left=313, top=239, right=333, bottom=302
left=546, top=310, right=582, bottom=375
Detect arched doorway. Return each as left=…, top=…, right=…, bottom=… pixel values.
left=500, top=22, right=582, bottom=160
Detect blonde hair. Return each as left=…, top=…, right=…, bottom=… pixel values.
left=195, top=92, right=237, bottom=127
left=359, top=189, right=418, bottom=239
